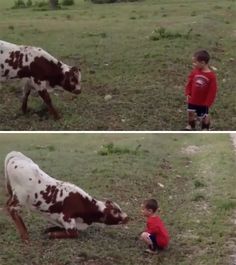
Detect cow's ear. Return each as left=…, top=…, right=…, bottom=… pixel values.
left=105, top=200, right=112, bottom=207
left=71, top=66, right=79, bottom=73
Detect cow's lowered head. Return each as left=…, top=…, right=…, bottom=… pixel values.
left=101, top=200, right=128, bottom=225
left=62, top=66, right=81, bottom=95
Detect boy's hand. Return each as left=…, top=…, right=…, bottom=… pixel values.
left=186, top=95, right=191, bottom=103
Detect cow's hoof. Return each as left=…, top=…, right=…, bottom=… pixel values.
left=53, top=114, right=61, bottom=120
left=21, top=236, right=30, bottom=244
left=21, top=108, right=28, bottom=114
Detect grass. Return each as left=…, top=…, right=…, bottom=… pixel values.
left=0, top=133, right=235, bottom=265
left=0, top=0, right=235, bottom=130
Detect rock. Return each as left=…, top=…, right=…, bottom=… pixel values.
left=104, top=94, right=112, bottom=101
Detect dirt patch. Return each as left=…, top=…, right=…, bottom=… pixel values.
left=181, top=145, right=200, bottom=155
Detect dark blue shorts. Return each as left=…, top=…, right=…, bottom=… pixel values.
left=187, top=104, right=209, bottom=117
left=149, top=234, right=164, bottom=250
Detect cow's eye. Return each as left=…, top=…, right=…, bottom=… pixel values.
left=113, top=209, right=118, bottom=214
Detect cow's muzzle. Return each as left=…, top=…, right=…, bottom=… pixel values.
left=121, top=216, right=129, bottom=224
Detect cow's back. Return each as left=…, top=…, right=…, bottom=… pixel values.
left=5, top=152, right=55, bottom=207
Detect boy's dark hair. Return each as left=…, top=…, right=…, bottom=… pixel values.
left=194, top=50, right=210, bottom=64
left=144, top=199, right=159, bottom=212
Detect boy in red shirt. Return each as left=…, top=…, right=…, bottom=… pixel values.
left=140, top=199, right=170, bottom=254
left=185, top=50, right=217, bottom=130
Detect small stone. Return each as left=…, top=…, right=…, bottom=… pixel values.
left=104, top=94, right=112, bottom=101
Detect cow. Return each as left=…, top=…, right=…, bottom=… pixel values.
left=4, top=151, right=128, bottom=242
left=0, top=40, right=81, bottom=119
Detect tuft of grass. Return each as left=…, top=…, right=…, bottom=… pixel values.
left=194, top=179, right=206, bottom=188
left=8, top=25, right=14, bottom=30
left=149, top=27, right=193, bottom=41
left=61, top=0, right=74, bottom=6
left=29, top=144, right=56, bottom=151
left=192, top=192, right=206, bottom=201
left=216, top=200, right=236, bottom=211
left=97, top=142, right=143, bottom=156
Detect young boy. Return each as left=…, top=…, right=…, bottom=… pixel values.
left=185, top=50, right=217, bottom=130
left=140, top=199, right=170, bottom=254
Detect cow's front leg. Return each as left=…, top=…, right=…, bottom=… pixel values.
left=38, top=90, right=60, bottom=120
left=5, top=196, right=29, bottom=243
left=43, top=226, right=65, bottom=234
left=48, top=229, right=79, bottom=239
left=21, top=80, right=32, bottom=114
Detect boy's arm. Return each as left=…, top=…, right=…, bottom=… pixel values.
left=206, top=74, right=217, bottom=107
left=185, top=71, right=194, bottom=98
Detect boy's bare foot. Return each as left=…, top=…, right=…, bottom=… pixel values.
left=184, top=125, right=193, bottom=131
left=144, top=248, right=157, bottom=254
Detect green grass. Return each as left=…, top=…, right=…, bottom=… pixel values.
left=0, top=133, right=235, bottom=265
left=0, top=0, right=235, bottom=130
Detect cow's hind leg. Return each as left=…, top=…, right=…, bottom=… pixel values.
left=22, top=80, right=32, bottom=114
left=48, top=229, right=79, bottom=239
left=6, top=195, right=29, bottom=243
left=38, top=90, right=60, bottom=120
left=47, top=217, right=79, bottom=239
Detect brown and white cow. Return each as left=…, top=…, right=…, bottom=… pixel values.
left=0, top=40, right=81, bottom=119
left=4, top=151, right=128, bottom=242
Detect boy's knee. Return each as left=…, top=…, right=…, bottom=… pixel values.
left=140, top=232, right=149, bottom=241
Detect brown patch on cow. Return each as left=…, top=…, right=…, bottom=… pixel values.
left=38, top=180, right=41, bottom=184
left=60, top=189, right=63, bottom=197
left=33, top=201, right=42, bottom=207
left=48, top=192, right=103, bottom=225
left=5, top=51, right=24, bottom=70
left=17, top=56, right=64, bottom=87
left=4, top=69, right=9, bottom=77
left=40, top=185, right=59, bottom=204
left=25, top=54, right=28, bottom=62
left=29, top=178, right=32, bottom=181
left=14, top=165, right=18, bottom=169
left=0, top=50, right=3, bottom=54
left=1, top=64, right=4, bottom=69
left=35, top=193, right=38, bottom=199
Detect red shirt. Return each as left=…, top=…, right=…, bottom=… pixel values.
left=145, top=215, right=170, bottom=248
left=185, top=68, right=217, bottom=107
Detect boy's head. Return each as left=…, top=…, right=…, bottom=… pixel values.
left=192, top=50, right=210, bottom=69
left=141, top=199, right=159, bottom=217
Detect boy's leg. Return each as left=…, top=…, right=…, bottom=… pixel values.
left=140, top=232, right=157, bottom=252
left=186, top=110, right=196, bottom=130
left=201, top=114, right=210, bottom=130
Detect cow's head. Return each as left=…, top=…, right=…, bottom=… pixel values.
left=62, top=66, right=81, bottom=94
left=101, top=200, right=128, bottom=225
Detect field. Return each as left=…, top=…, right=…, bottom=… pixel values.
left=0, top=133, right=235, bottom=265
left=0, top=0, right=235, bottom=130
